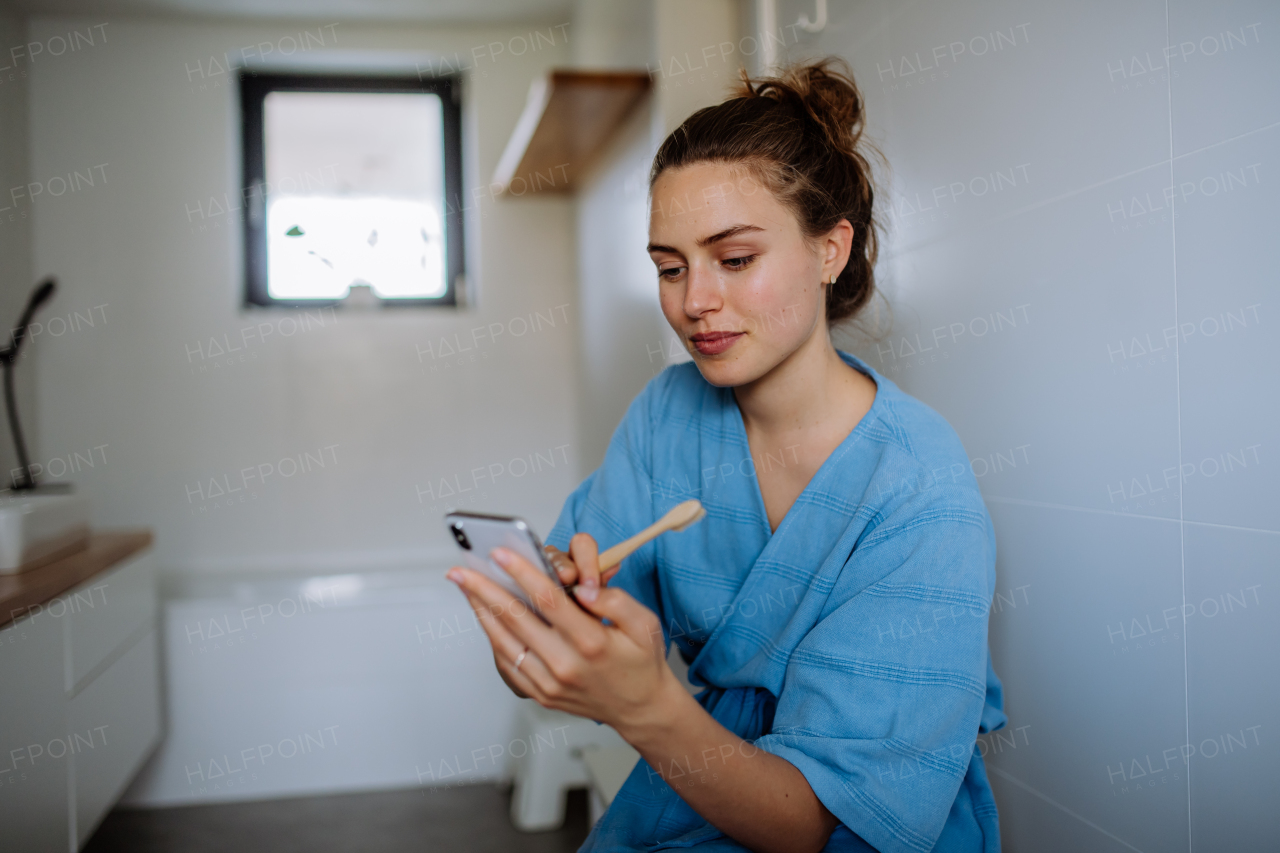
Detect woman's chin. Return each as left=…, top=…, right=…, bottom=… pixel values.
left=691, top=354, right=762, bottom=388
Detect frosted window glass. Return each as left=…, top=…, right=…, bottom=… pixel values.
left=263, top=91, right=446, bottom=300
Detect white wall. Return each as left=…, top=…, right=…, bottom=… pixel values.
left=788, top=1, right=1277, bottom=850
left=22, top=13, right=588, bottom=807
left=0, top=10, right=36, bottom=483
left=569, top=0, right=743, bottom=469
left=26, top=15, right=582, bottom=574
left=569, top=0, right=663, bottom=470
left=652, top=0, right=743, bottom=145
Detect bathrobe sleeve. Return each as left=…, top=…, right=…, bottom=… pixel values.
left=543, top=370, right=669, bottom=620
left=753, top=488, right=998, bottom=853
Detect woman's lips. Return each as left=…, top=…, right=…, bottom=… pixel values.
left=690, top=332, right=743, bottom=355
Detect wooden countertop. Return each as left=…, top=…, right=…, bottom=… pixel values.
left=0, top=530, right=152, bottom=629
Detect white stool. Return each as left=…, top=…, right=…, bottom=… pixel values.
left=508, top=702, right=636, bottom=831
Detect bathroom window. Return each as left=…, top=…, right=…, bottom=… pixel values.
left=239, top=72, right=463, bottom=307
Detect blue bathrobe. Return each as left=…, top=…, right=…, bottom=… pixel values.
left=545, top=350, right=1006, bottom=853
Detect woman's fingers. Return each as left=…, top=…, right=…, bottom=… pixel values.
left=574, top=587, right=665, bottom=656
left=486, top=547, right=625, bottom=673
left=494, top=645, right=560, bottom=703
left=490, top=546, right=603, bottom=637
left=451, top=575, right=565, bottom=700
left=568, top=532, right=602, bottom=602
left=455, top=584, right=526, bottom=658
left=453, top=563, right=581, bottom=667
left=450, top=568, right=599, bottom=706
left=487, top=548, right=566, bottom=614
left=454, top=585, right=536, bottom=698
left=543, top=545, right=579, bottom=586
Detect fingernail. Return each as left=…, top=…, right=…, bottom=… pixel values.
left=446, top=568, right=463, bottom=583
left=491, top=547, right=511, bottom=566
left=576, top=584, right=597, bottom=603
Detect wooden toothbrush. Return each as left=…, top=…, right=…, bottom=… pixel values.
left=562, top=499, right=706, bottom=590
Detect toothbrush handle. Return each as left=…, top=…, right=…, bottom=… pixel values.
left=597, top=520, right=669, bottom=578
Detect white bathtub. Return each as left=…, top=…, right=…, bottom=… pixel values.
left=122, top=560, right=523, bottom=806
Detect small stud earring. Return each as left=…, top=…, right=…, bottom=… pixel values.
left=829, top=274, right=837, bottom=285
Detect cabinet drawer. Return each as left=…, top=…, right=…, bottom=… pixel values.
left=0, top=609, right=72, bottom=853
left=65, top=550, right=156, bottom=693
left=69, top=627, right=162, bottom=848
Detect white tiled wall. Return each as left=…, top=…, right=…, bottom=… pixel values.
left=779, top=0, right=1278, bottom=849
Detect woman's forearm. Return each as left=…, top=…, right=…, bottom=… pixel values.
left=613, top=673, right=838, bottom=853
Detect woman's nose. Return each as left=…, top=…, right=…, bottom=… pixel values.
left=683, top=263, right=723, bottom=318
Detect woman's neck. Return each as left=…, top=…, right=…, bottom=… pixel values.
left=732, top=328, right=873, bottom=438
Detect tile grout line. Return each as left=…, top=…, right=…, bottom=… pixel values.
left=884, top=117, right=1280, bottom=262
left=986, top=766, right=1146, bottom=853
left=982, top=495, right=1279, bottom=536
left=1161, top=2, right=1194, bottom=850
left=1173, top=118, right=1280, bottom=161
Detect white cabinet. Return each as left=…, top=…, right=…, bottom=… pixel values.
left=69, top=627, right=162, bottom=848
left=0, top=594, right=71, bottom=852
left=0, top=546, right=161, bottom=852
left=65, top=553, right=158, bottom=692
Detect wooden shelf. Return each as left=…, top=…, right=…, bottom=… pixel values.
left=492, top=69, right=652, bottom=196
left=0, top=530, right=152, bottom=629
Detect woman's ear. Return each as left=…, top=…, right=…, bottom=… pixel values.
left=823, top=218, right=855, bottom=279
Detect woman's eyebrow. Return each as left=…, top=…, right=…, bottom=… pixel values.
left=647, top=223, right=765, bottom=254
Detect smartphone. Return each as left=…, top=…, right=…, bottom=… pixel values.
left=444, top=510, right=564, bottom=614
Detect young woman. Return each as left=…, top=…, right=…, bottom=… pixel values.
left=447, top=57, right=1007, bottom=853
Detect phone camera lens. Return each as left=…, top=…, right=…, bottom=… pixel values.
left=450, top=523, right=471, bottom=550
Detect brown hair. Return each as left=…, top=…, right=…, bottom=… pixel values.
left=648, top=56, right=881, bottom=327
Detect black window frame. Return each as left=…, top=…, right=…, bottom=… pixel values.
left=239, top=70, right=464, bottom=309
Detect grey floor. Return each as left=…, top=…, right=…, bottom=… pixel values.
left=83, top=784, right=591, bottom=853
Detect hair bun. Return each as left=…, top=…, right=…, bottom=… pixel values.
left=735, top=57, right=866, bottom=153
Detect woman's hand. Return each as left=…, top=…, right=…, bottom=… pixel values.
left=448, top=533, right=837, bottom=853
left=447, top=532, right=677, bottom=731
left=542, top=539, right=611, bottom=595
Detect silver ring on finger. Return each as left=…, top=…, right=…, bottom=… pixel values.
left=513, top=646, right=529, bottom=671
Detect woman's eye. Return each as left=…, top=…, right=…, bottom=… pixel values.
left=723, top=254, right=757, bottom=271
left=659, top=266, right=686, bottom=280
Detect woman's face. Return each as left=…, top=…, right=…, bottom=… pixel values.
left=647, top=161, right=850, bottom=388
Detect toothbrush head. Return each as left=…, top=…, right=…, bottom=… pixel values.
left=668, top=499, right=706, bottom=531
